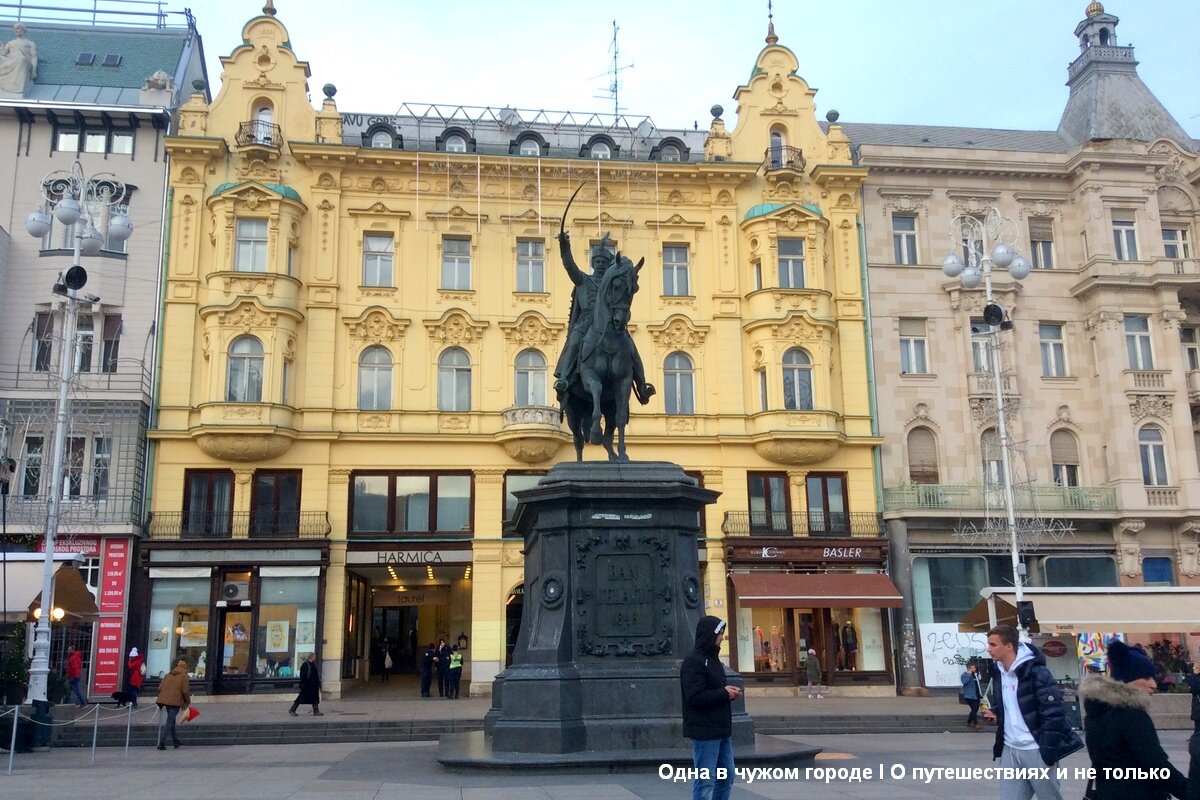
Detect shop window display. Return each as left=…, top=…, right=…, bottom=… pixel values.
left=735, top=606, right=789, bottom=672
left=256, top=576, right=318, bottom=679
left=147, top=578, right=211, bottom=678
left=830, top=607, right=885, bottom=672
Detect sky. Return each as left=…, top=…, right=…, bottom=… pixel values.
left=174, top=0, right=1198, bottom=138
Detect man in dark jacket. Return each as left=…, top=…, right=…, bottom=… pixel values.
left=1182, top=662, right=1199, bottom=800
left=419, top=643, right=435, bottom=698
left=680, top=616, right=741, bottom=800
left=986, top=624, right=1083, bottom=800
left=435, top=639, right=452, bottom=697
left=289, top=652, right=322, bottom=716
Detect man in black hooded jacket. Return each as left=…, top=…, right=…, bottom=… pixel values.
left=680, top=615, right=741, bottom=800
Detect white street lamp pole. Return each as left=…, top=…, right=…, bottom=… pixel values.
left=23, top=161, right=132, bottom=705
left=942, top=208, right=1033, bottom=640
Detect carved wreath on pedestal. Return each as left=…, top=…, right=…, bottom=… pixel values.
left=572, top=531, right=676, bottom=657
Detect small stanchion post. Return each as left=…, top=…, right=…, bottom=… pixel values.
left=7, top=707, right=18, bottom=775
left=91, top=706, right=99, bottom=764
left=124, top=702, right=133, bottom=757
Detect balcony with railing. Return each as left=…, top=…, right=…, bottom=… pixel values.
left=147, top=510, right=330, bottom=540
left=763, top=145, right=806, bottom=173
left=722, top=511, right=882, bottom=538
left=494, top=404, right=569, bottom=464
left=2, top=493, right=143, bottom=530
left=882, top=483, right=1118, bottom=514
left=967, top=372, right=1018, bottom=398
left=235, top=120, right=282, bottom=152
left=1125, top=370, right=1170, bottom=391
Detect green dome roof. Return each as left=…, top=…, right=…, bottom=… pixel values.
left=213, top=182, right=302, bottom=202
left=742, top=202, right=824, bottom=222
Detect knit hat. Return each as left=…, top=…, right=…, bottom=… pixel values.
left=128, top=647, right=139, bottom=657
left=1106, top=640, right=1156, bottom=683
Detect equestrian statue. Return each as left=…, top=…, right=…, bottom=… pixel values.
left=554, top=193, right=654, bottom=461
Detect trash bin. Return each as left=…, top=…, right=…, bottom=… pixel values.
left=1062, top=692, right=1082, bottom=730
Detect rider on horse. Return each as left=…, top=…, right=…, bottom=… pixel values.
left=554, top=230, right=654, bottom=405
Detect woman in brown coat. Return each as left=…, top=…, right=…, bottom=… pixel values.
left=155, top=659, right=191, bottom=750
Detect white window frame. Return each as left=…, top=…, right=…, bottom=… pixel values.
left=516, top=239, right=545, bottom=293
left=445, top=133, right=467, bottom=153
left=781, top=348, right=813, bottom=411
left=235, top=219, right=269, bottom=272
left=438, top=348, right=472, bottom=412
left=892, top=214, right=918, bottom=265
left=971, top=320, right=992, bottom=374
left=370, top=130, right=392, bottom=148
left=75, top=312, right=94, bottom=373
left=898, top=319, right=928, bottom=375
left=21, top=435, right=43, bottom=497
left=514, top=349, right=547, bottom=407
left=778, top=239, right=805, bottom=289
left=1029, top=217, right=1055, bottom=269
left=1124, top=315, right=1154, bottom=370
left=663, top=352, right=695, bottom=415
left=1139, top=426, right=1169, bottom=486
left=590, top=141, right=611, bottom=159
left=518, top=138, right=540, bottom=157
left=1112, top=215, right=1139, bottom=261
left=1039, top=322, right=1068, bottom=377
left=1163, top=227, right=1192, bottom=260
left=441, top=237, right=472, bottom=290
left=91, top=436, right=111, bottom=498
left=226, top=335, right=265, bottom=402
left=662, top=244, right=690, bottom=297
left=1182, top=327, right=1200, bottom=372
left=358, top=346, right=393, bottom=411
left=362, top=233, right=394, bottom=287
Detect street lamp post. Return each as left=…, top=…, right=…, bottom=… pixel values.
left=22, top=161, right=131, bottom=707
left=941, top=208, right=1034, bottom=640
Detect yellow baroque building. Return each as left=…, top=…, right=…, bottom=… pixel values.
left=139, top=11, right=890, bottom=698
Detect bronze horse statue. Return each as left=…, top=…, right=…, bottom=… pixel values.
left=562, top=252, right=645, bottom=461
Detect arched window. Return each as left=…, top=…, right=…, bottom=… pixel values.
left=981, top=427, right=1004, bottom=485
left=1050, top=429, right=1080, bottom=487
left=769, top=129, right=785, bottom=168
left=253, top=103, right=273, bottom=124
left=438, top=348, right=471, bottom=411
left=370, top=129, right=393, bottom=148
left=661, top=144, right=680, bottom=162
left=1139, top=426, right=1168, bottom=486
left=1099, top=28, right=1110, bottom=45
left=226, top=335, right=264, bottom=402
left=907, top=427, right=939, bottom=484
left=781, top=348, right=812, bottom=410
left=358, top=346, right=392, bottom=411
left=590, top=141, right=611, bottom=160
left=514, top=349, right=547, bottom=406
left=518, top=138, right=540, bottom=156
left=445, top=133, right=467, bottom=153
left=663, top=352, right=695, bottom=415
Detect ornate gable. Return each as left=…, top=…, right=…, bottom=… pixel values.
left=424, top=309, right=489, bottom=345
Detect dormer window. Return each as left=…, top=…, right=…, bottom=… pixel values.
left=590, top=142, right=611, bottom=160
left=661, top=144, right=680, bottom=162
left=446, top=134, right=467, bottom=153
left=370, top=130, right=393, bottom=148
left=519, top=138, right=540, bottom=156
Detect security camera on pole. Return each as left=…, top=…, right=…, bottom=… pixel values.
left=22, top=160, right=132, bottom=713
left=939, top=208, right=1036, bottom=640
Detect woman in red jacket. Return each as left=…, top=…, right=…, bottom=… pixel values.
left=126, top=647, right=145, bottom=708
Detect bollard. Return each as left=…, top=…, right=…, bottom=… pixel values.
left=124, top=702, right=133, bottom=757
left=7, top=708, right=16, bottom=775
left=91, top=706, right=99, bottom=764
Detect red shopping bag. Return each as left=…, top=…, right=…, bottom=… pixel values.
left=179, top=705, right=200, bottom=724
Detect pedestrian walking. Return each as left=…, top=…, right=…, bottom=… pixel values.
left=1184, top=662, right=1200, bottom=800
left=985, top=624, right=1083, bottom=800
left=1080, top=640, right=1186, bottom=800
left=155, top=659, right=190, bottom=750
left=680, top=615, right=740, bottom=800
left=289, top=652, right=323, bottom=716
left=65, top=645, right=86, bottom=707
left=435, top=638, right=451, bottom=698
left=126, top=646, right=145, bottom=708
left=380, top=637, right=392, bottom=682
left=419, top=643, right=434, bottom=698
left=961, top=660, right=983, bottom=730
left=447, top=646, right=463, bottom=699
left=805, top=648, right=824, bottom=699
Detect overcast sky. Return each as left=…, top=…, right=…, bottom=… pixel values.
left=183, top=0, right=1198, bottom=137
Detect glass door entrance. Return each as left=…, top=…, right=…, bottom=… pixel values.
left=371, top=606, right=418, bottom=676
left=214, top=609, right=253, bottom=694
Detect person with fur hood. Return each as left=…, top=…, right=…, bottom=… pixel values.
left=1080, top=640, right=1187, bottom=800
left=680, top=615, right=742, bottom=800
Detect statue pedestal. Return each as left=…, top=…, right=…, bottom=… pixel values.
left=439, top=462, right=820, bottom=768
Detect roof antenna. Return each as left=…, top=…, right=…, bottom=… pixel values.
left=766, top=0, right=778, bottom=44
left=592, top=20, right=634, bottom=119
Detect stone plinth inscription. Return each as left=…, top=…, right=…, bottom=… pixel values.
left=594, top=554, right=654, bottom=637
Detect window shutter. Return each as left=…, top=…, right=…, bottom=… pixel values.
left=907, top=427, right=939, bottom=484
left=1050, top=430, right=1079, bottom=465
left=1029, top=218, right=1054, bottom=240
left=898, top=318, right=926, bottom=337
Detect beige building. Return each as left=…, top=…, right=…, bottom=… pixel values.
left=143, top=9, right=892, bottom=699
left=855, top=4, right=1200, bottom=690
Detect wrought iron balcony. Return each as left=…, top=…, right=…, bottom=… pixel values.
left=147, top=511, right=330, bottom=540
left=763, top=145, right=805, bottom=173
left=2, top=493, right=143, bottom=527
left=882, top=483, right=1117, bottom=513
left=235, top=120, right=282, bottom=149
left=722, top=511, right=882, bottom=538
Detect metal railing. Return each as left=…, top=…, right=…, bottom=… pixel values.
left=722, top=511, right=882, bottom=538
left=763, top=145, right=805, bottom=172
left=2, top=492, right=143, bottom=526
left=235, top=120, right=282, bottom=148
left=883, top=483, right=1117, bottom=512
left=146, top=511, right=330, bottom=540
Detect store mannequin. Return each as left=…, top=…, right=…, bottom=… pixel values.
left=753, top=626, right=766, bottom=670
left=769, top=626, right=783, bottom=671
left=841, top=619, right=859, bottom=671
left=833, top=623, right=844, bottom=670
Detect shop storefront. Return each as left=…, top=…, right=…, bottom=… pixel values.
left=130, top=544, right=327, bottom=694
left=725, top=540, right=901, bottom=694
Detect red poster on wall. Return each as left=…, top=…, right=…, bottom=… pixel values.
left=92, top=538, right=130, bottom=695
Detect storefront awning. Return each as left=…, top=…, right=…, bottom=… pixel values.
left=959, top=587, right=1200, bottom=634
left=730, top=572, right=903, bottom=608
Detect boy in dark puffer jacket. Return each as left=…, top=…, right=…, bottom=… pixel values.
left=680, top=616, right=741, bottom=800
